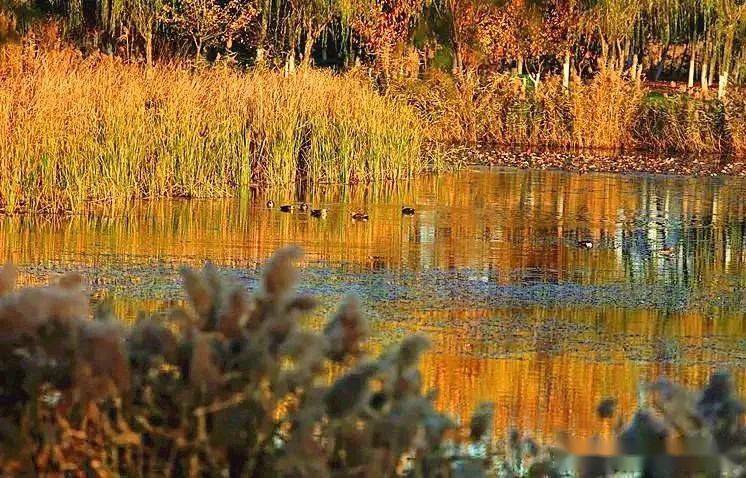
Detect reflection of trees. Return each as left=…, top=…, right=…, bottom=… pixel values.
left=414, top=306, right=746, bottom=440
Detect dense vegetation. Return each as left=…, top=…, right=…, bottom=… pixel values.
left=1, top=247, right=746, bottom=476
left=0, top=48, right=422, bottom=213
left=391, top=68, right=746, bottom=153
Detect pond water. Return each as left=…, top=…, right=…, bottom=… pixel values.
left=2, top=166, right=746, bottom=441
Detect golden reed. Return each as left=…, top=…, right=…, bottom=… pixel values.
left=0, top=47, right=423, bottom=213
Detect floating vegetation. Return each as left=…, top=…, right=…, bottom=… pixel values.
left=459, top=148, right=746, bottom=177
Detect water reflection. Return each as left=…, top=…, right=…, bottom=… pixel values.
left=2, top=167, right=745, bottom=439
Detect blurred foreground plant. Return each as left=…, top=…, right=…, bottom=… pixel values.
left=1, top=247, right=746, bottom=477
left=0, top=247, right=495, bottom=476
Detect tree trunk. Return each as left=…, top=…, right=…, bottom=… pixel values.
left=622, top=38, right=631, bottom=72
left=451, top=44, right=462, bottom=76
left=631, top=54, right=639, bottom=81
left=701, top=57, right=709, bottom=92
left=688, top=43, right=696, bottom=89
left=256, top=0, right=271, bottom=64
left=718, top=71, right=729, bottom=99
left=708, top=54, right=717, bottom=87
left=719, top=29, right=735, bottom=99
left=516, top=56, right=523, bottom=76
left=616, top=39, right=625, bottom=72
left=286, top=50, right=296, bottom=75
left=105, top=0, right=114, bottom=52
left=145, top=31, right=153, bottom=67
left=562, top=49, right=571, bottom=89
left=654, top=42, right=669, bottom=81
left=302, top=34, right=313, bottom=66
left=449, top=2, right=461, bottom=77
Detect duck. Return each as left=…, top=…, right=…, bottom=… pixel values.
left=351, top=211, right=369, bottom=222
left=310, top=208, right=327, bottom=218
left=402, top=207, right=415, bottom=216
left=299, top=202, right=309, bottom=212
left=266, top=200, right=275, bottom=208
left=577, top=240, right=594, bottom=249
left=280, top=205, right=294, bottom=213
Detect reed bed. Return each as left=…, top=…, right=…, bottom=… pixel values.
left=0, top=48, right=423, bottom=213
left=393, top=70, right=746, bottom=156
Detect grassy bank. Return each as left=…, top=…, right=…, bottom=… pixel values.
left=3, top=46, right=746, bottom=215
left=0, top=48, right=423, bottom=213
left=393, top=70, right=746, bottom=156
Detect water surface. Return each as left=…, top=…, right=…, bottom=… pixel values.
left=3, top=167, right=746, bottom=440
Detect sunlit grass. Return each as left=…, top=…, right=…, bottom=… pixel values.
left=0, top=49, right=423, bottom=213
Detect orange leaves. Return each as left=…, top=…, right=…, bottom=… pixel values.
left=350, top=0, right=426, bottom=57
left=468, top=0, right=576, bottom=67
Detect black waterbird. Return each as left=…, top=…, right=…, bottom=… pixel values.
left=311, top=209, right=327, bottom=218
left=351, top=211, right=369, bottom=222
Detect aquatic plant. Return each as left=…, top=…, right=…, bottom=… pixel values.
left=0, top=47, right=423, bottom=214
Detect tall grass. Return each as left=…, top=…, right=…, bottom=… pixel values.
left=393, top=70, right=746, bottom=155
left=0, top=48, right=423, bottom=213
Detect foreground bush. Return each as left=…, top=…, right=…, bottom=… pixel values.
left=0, top=47, right=423, bottom=213
left=2, top=248, right=746, bottom=476
left=0, top=247, right=497, bottom=476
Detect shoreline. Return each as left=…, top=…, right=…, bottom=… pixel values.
left=452, top=146, right=746, bottom=177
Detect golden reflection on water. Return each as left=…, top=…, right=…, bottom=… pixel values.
left=2, top=167, right=746, bottom=439
left=416, top=306, right=746, bottom=439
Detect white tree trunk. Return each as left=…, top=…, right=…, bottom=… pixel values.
left=719, top=71, right=728, bottom=99
left=285, top=51, right=296, bottom=75
left=688, top=49, right=696, bottom=89
left=708, top=56, right=717, bottom=86
left=562, top=50, right=571, bottom=89
left=701, top=60, right=709, bottom=92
